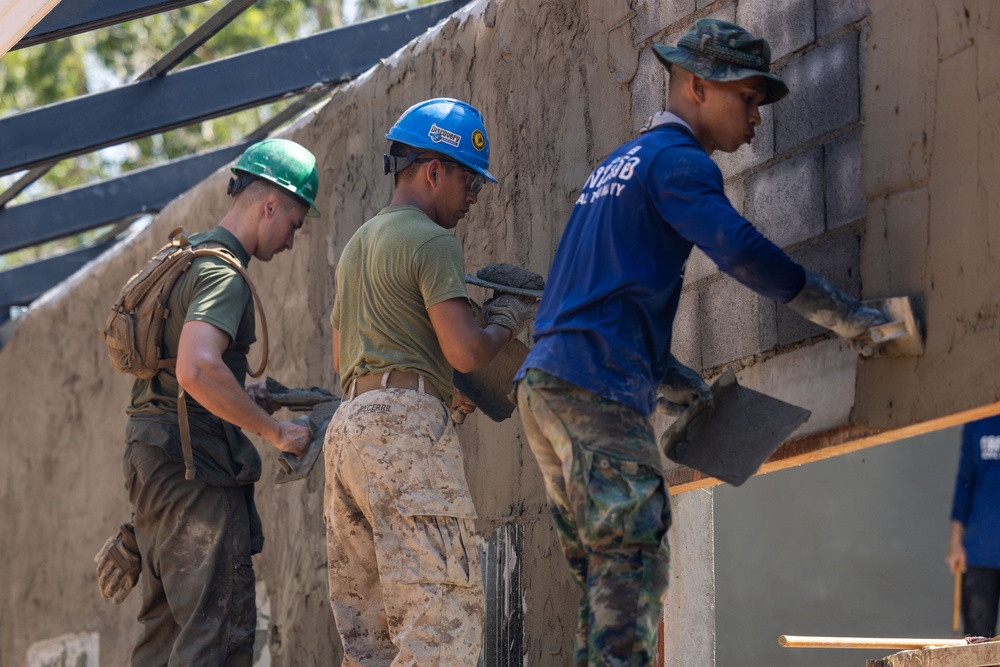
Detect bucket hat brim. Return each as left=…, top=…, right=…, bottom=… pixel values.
left=653, top=43, right=789, bottom=105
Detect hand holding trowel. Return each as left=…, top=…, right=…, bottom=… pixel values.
left=264, top=377, right=341, bottom=484
left=658, top=357, right=811, bottom=487
left=455, top=263, right=544, bottom=423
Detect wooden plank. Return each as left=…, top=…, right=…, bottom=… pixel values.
left=667, top=401, right=1000, bottom=494
left=866, top=641, right=1000, bottom=667
left=0, top=0, right=63, bottom=57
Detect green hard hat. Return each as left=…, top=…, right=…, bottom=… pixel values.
left=232, top=138, right=321, bottom=217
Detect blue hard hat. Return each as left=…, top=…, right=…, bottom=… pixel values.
left=385, top=98, right=497, bottom=183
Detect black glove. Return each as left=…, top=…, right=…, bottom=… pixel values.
left=656, top=355, right=713, bottom=417
left=785, top=270, right=889, bottom=357
left=483, top=293, right=538, bottom=339
left=95, top=522, right=141, bottom=604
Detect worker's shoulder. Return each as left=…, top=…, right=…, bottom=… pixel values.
left=366, top=206, right=455, bottom=245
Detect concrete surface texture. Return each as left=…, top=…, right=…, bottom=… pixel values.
left=1, top=0, right=998, bottom=665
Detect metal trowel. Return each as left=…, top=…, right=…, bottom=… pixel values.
left=661, top=368, right=811, bottom=486
left=265, top=378, right=341, bottom=484
left=455, top=264, right=543, bottom=422
left=454, top=300, right=529, bottom=422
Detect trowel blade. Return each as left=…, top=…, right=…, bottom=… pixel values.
left=453, top=300, right=529, bottom=422
left=274, top=400, right=339, bottom=484
left=662, top=368, right=811, bottom=486
left=454, top=337, right=528, bottom=422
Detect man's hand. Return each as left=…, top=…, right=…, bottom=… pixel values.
left=656, top=356, right=713, bottom=417
left=274, top=420, right=312, bottom=456
left=785, top=270, right=890, bottom=357
left=483, top=293, right=538, bottom=339
left=451, top=389, right=478, bottom=423
left=95, top=523, right=141, bottom=604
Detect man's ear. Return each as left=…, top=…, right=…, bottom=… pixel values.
left=691, top=75, right=707, bottom=103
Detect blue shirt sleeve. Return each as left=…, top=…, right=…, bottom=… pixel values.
left=646, top=146, right=805, bottom=303
left=951, top=423, right=977, bottom=524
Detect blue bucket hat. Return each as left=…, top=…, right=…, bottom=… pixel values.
left=652, top=18, right=789, bottom=105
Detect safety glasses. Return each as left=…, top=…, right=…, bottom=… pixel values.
left=414, top=157, right=485, bottom=195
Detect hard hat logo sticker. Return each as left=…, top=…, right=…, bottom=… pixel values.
left=428, top=123, right=461, bottom=148
left=471, top=129, right=486, bottom=151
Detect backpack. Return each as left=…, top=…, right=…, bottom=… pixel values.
left=102, top=226, right=269, bottom=480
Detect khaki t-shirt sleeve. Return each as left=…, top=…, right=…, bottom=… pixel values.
left=414, top=234, right=468, bottom=309
left=178, top=257, right=250, bottom=340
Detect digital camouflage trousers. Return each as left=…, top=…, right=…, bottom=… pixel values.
left=517, top=369, right=672, bottom=667
left=323, top=385, right=484, bottom=666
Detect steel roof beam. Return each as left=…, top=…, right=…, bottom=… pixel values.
left=15, top=0, right=207, bottom=50
left=0, top=143, right=249, bottom=255
left=0, top=241, right=117, bottom=309
left=0, top=0, right=466, bottom=176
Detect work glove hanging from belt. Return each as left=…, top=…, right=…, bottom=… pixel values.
left=785, top=270, right=889, bottom=357
left=95, top=522, right=141, bottom=604
left=656, top=355, right=714, bottom=417
left=483, top=293, right=538, bottom=339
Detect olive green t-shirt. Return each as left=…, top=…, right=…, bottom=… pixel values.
left=332, top=205, right=468, bottom=403
left=128, top=226, right=255, bottom=418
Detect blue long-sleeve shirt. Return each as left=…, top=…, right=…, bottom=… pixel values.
left=951, top=415, right=1000, bottom=568
left=517, top=117, right=805, bottom=415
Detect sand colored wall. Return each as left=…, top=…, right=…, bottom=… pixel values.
left=1, top=0, right=997, bottom=665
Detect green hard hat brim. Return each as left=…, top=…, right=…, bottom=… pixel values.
left=653, top=43, right=789, bottom=106
left=232, top=168, right=321, bottom=217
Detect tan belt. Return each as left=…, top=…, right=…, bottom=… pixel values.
left=350, top=370, right=442, bottom=402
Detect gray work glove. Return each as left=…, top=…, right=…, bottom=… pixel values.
left=95, top=522, right=141, bottom=604
left=483, top=293, right=538, bottom=339
left=656, top=355, right=713, bottom=417
left=785, top=270, right=889, bottom=357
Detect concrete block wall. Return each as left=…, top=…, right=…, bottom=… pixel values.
left=659, top=3, right=869, bottom=387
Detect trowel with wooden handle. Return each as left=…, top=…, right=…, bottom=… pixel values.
left=661, top=367, right=811, bottom=486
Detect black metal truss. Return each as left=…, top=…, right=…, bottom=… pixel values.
left=0, top=0, right=260, bottom=208
left=0, top=240, right=118, bottom=309
left=15, top=0, right=208, bottom=50
left=0, top=0, right=466, bottom=176
left=0, top=143, right=249, bottom=255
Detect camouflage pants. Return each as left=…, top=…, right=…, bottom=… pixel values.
left=323, top=384, right=484, bottom=666
left=517, top=369, right=671, bottom=667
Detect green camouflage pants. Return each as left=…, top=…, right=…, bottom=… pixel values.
left=517, top=369, right=671, bottom=667
left=323, top=385, right=484, bottom=666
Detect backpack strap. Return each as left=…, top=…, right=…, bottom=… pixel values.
left=172, top=245, right=269, bottom=482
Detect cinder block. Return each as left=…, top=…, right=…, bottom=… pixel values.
left=863, top=3, right=935, bottom=197
left=745, top=148, right=825, bottom=248
left=979, top=3, right=1000, bottom=99
left=817, top=0, right=868, bottom=37
left=937, top=0, right=975, bottom=60
left=777, top=233, right=862, bottom=346
left=825, top=129, right=866, bottom=229
left=715, top=104, right=774, bottom=179
left=685, top=246, right=720, bottom=285
left=633, top=0, right=697, bottom=44
left=699, top=276, right=777, bottom=368
left=775, top=32, right=860, bottom=154
left=632, top=45, right=668, bottom=133
left=736, top=0, right=814, bottom=61
left=862, top=188, right=929, bottom=296
left=672, top=288, right=702, bottom=370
